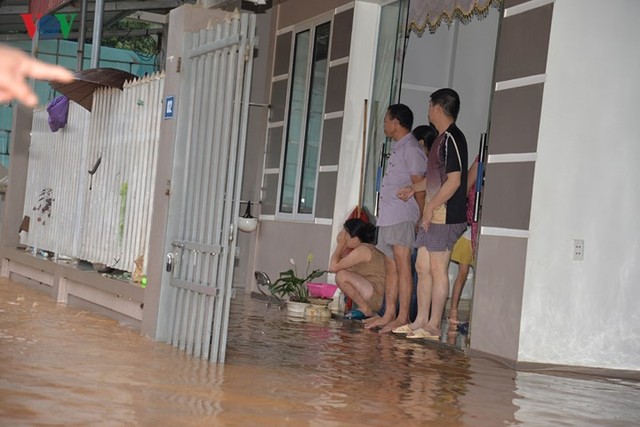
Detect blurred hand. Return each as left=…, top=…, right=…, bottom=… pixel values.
left=0, top=44, right=73, bottom=107
left=397, top=186, right=415, bottom=201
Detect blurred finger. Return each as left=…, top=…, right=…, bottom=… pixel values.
left=0, top=73, right=37, bottom=107
left=22, top=58, right=73, bottom=83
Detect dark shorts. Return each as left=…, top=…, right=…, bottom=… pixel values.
left=415, top=222, right=467, bottom=252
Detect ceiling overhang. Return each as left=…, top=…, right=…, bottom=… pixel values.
left=0, top=1, right=198, bottom=41
left=408, top=0, right=502, bottom=36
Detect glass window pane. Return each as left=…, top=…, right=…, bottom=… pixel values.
left=280, top=30, right=310, bottom=214
left=299, top=22, right=330, bottom=214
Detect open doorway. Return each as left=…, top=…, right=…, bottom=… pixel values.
left=366, top=1, right=501, bottom=348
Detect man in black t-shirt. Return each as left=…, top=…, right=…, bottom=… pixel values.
left=395, top=88, right=468, bottom=340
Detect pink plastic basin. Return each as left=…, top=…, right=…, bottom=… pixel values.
left=306, top=282, right=337, bottom=299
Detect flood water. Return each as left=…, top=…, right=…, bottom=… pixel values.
left=0, top=277, right=638, bottom=426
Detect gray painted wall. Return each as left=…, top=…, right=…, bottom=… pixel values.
left=249, top=2, right=353, bottom=293
left=471, top=0, right=640, bottom=372
left=233, top=9, right=276, bottom=289
left=471, top=0, right=553, bottom=366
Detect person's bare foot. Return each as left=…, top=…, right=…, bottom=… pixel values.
left=379, top=317, right=410, bottom=334
left=422, top=324, right=441, bottom=337
left=407, top=321, right=425, bottom=330
left=362, top=314, right=381, bottom=325
left=363, top=315, right=393, bottom=330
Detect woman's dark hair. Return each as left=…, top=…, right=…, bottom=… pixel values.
left=412, top=124, right=437, bottom=152
left=344, top=218, right=377, bottom=244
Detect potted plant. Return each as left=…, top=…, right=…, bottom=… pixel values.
left=269, top=254, right=325, bottom=317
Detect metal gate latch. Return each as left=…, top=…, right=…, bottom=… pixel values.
left=166, top=253, right=174, bottom=272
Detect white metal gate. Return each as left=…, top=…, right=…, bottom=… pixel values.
left=165, top=13, right=256, bottom=362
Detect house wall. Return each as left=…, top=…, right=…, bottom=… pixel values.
left=1, top=105, right=31, bottom=249
left=471, top=0, right=640, bottom=372
left=469, top=0, right=552, bottom=363
left=252, top=1, right=358, bottom=285
left=233, top=9, right=276, bottom=289
left=328, top=1, right=380, bottom=254
left=519, top=0, right=640, bottom=370
left=276, top=0, right=353, bottom=29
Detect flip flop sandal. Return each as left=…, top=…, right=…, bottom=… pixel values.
left=392, top=324, right=414, bottom=334
left=406, top=328, right=440, bottom=340
left=343, top=309, right=369, bottom=320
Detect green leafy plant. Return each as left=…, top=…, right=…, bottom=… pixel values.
left=269, top=254, right=325, bottom=303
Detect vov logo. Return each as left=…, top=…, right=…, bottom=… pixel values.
left=20, top=13, right=77, bottom=39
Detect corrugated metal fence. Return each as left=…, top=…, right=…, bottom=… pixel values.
left=25, top=73, right=164, bottom=274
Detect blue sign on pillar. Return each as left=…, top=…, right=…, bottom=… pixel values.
left=164, top=95, right=175, bottom=119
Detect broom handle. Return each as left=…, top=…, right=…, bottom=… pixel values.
left=358, top=99, right=368, bottom=213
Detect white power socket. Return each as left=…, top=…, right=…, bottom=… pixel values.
left=573, top=239, right=584, bottom=261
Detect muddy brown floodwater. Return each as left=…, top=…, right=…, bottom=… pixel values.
left=0, top=277, right=638, bottom=426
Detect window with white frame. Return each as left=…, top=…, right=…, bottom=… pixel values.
left=278, top=21, right=331, bottom=218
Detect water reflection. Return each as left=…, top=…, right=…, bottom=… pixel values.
left=228, top=306, right=472, bottom=425
left=513, top=371, right=640, bottom=426
left=0, top=278, right=638, bottom=426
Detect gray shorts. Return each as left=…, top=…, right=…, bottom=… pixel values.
left=376, top=222, right=416, bottom=259
left=415, top=223, right=467, bottom=252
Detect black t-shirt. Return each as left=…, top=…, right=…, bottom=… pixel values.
left=441, top=123, right=468, bottom=224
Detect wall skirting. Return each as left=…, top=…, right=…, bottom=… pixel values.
left=0, top=247, right=144, bottom=324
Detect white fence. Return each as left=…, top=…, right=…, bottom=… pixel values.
left=24, top=73, right=164, bottom=274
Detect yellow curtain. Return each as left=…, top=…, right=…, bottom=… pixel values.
left=408, top=0, right=502, bottom=36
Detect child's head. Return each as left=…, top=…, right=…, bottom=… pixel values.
left=412, top=124, right=437, bottom=153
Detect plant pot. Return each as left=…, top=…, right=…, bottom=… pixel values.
left=308, top=297, right=332, bottom=307
left=286, top=301, right=309, bottom=318
left=305, top=299, right=332, bottom=319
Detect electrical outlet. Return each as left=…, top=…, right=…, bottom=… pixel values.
left=573, top=239, right=584, bottom=261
